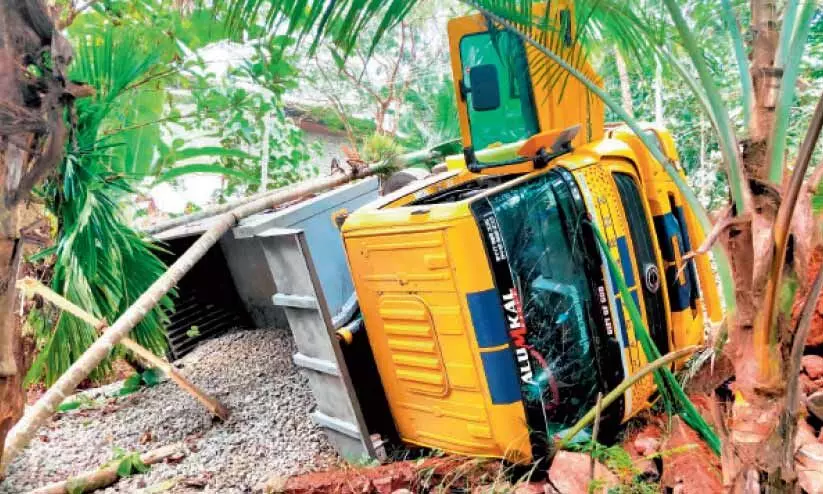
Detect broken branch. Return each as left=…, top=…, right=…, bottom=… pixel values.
left=30, top=442, right=182, bottom=494
left=16, top=277, right=229, bottom=421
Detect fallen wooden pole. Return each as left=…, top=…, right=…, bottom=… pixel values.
left=142, top=149, right=436, bottom=236
left=30, top=442, right=182, bottom=494
left=2, top=167, right=377, bottom=473
left=16, top=278, right=230, bottom=421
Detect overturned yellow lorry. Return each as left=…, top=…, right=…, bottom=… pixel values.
left=338, top=3, right=723, bottom=464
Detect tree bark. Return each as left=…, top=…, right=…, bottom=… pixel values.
left=721, top=1, right=796, bottom=491
left=747, top=0, right=779, bottom=174
left=0, top=0, right=75, bottom=473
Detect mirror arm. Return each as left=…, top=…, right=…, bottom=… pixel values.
left=467, top=145, right=574, bottom=173
left=467, top=155, right=532, bottom=173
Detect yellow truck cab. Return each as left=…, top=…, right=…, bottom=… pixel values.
left=341, top=3, right=722, bottom=464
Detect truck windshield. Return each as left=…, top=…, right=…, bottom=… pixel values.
left=459, top=31, right=539, bottom=151
left=473, top=170, right=615, bottom=439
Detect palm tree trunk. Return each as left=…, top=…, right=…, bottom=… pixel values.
left=721, top=4, right=814, bottom=488
left=143, top=147, right=441, bottom=236
left=30, top=443, right=182, bottom=494
left=748, top=0, right=779, bottom=167
left=615, top=50, right=633, bottom=117
left=0, top=235, right=23, bottom=479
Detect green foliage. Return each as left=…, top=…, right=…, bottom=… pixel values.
left=27, top=2, right=318, bottom=384
left=113, top=447, right=151, bottom=477
left=591, top=224, right=721, bottom=456
left=813, top=181, right=823, bottom=215
left=768, top=1, right=817, bottom=182
left=56, top=394, right=97, bottom=412
left=564, top=442, right=661, bottom=493
left=660, top=0, right=748, bottom=212
left=66, top=1, right=241, bottom=179
left=178, top=36, right=316, bottom=199
left=118, top=368, right=163, bottom=396
left=219, top=0, right=418, bottom=56
left=360, top=133, right=404, bottom=163
left=27, top=24, right=175, bottom=386
left=303, top=106, right=377, bottom=140
left=399, top=75, right=461, bottom=149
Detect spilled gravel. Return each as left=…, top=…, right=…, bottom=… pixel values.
left=0, top=329, right=338, bottom=493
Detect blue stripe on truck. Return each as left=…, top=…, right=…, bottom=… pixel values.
left=480, top=349, right=522, bottom=404
left=616, top=236, right=636, bottom=287
left=467, top=288, right=511, bottom=348
left=467, top=289, right=521, bottom=404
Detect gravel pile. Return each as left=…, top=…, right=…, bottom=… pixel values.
left=0, top=329, right=338, bottom=493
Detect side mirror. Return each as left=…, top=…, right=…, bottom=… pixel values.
left=468, top=64, right=500, bottom=111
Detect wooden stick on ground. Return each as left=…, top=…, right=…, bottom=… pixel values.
left=30, top=442, right=182, bottom=494
left=16, top=278, right=230, bottom=421
left=2, top=167, right=381, bottom=474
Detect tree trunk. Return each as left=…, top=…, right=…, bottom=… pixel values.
left=0, top=237, right=23, bottom=477
left=30, top=443, right=182, bottom=494
left=615, top=50, right=634, bottom=117
left=721, top=2, right=807, bottom=491
left=0, top=0, right=76, bottom=472
left=747, top=0, right=779, bottom=174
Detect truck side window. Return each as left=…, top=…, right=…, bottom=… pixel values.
left=668, top=194, right=700, bottom=310
left=459, top=31, right=539, bottom=151
left=613, top=173, right=670, bottom=355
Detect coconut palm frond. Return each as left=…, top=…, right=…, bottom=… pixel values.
left=661, top=0, right=750, bottom=215
left=776, top=0, right=802, bottom=68
left=719, top=0, right=754, bottom=130
left=768, top=1, right=816, bottom=183
left=217, top=0, right=421, bottom=55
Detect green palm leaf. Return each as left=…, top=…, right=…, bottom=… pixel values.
left=218, top=0, right=422, bottom=55
left=28, top=24, right=176, bottom=385
left=720, top=0, right=754, bottom=130
left=768, top=1, right=816, bottom=183
left=661, top=0, right=750, bottom=214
